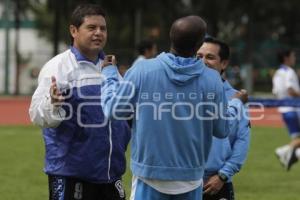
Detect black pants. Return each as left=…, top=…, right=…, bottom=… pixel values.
left=203, top=182, right=234, bottom=200
left=48, top=175, right=126, bottom=200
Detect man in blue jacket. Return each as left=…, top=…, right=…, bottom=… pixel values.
left=29, top=4, right=130, bottom=200
left=197, top=37, right=251, bottom=200
left=101, top=16, right=245, bottom=200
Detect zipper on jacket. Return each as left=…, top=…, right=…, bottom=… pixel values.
left=108, top=120, right=113, bottom=180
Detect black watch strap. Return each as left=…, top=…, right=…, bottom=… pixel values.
left=218, top=172, right=228, bottom=182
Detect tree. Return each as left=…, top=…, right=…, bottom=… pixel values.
left=11, top=0, right=33, bottom=95
left=30, top=0, right=300, bottom=67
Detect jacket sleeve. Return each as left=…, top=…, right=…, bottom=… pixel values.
left=226, top=98, right=244, bottom=136
left=28, top=68, right=66, bottom=128
left=272, top=71, right=280, bottom=95
left=219, top=105, right=251, bottom=179
left=101, top=65, right=138, bottom=120
left=212, top=82, right=247, bottom=137
left=212, top=84, right=228, bottom=139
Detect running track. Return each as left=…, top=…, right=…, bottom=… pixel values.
left=0, top=97, right=284, bottom=127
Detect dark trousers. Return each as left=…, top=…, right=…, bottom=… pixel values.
left=203, top=182, right=234, bottom=200
left=48, top=175, right=126, bottom=200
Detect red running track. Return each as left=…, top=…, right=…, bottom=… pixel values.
left=0, top=97, right=284, bottom=127
left=0, top=97, right=32, bottom=125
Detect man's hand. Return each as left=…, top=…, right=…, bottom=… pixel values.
left=102, top=55, right=117, bottom=68
left=50, top=76, right=64, bottom=106
left=203, top=175, right=224, bottom=195
left=233, top=89, right=248, bottom=104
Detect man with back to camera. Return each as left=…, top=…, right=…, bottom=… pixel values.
left=100, top=16, right=246, bottom=200
left=29, top=4, right=130, bottom=200
left=273, top=49, right=300, bottom=170
left=197, top=37, right=251, bottom=200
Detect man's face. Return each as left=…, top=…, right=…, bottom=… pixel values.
left=286, top=51, right=296, bottom=67
left=149, top=44, right=158, bottom=58
left=70, top=15, right=107, bottom=54
left=197, top=42, right=228, bottom=74
left=145, top=44, right=158, bottom=59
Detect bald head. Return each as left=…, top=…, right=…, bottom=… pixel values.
left=170, top=16, right=207, bottom=57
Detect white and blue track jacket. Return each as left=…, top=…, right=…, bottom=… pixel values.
left=29, top=47, right=131, bottom=183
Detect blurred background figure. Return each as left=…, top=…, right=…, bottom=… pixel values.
left=272, top=49, right=300, bottom=170
left=132, top=39, right=157, bottom=65
left=118, top=63, right=130, bottom=77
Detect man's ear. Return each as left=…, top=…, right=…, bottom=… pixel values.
left=69, top=25, right=77, bottom=38
left=221, top=60, right=229, bottom=71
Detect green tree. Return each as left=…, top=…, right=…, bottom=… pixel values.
left=11, top=0, right=33, bottom=95
left=30, top=0, right=300, bottom=67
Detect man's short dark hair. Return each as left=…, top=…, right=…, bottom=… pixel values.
left=70, top=4, right=106, bottom=28
left=277, top=49, right=294, bottom=63
left=137, top=40, right=156, bottom=55
left=204, top=37, right=230, bottom=61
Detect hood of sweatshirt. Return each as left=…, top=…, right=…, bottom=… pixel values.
left=157, top=52, right=205, bottom=85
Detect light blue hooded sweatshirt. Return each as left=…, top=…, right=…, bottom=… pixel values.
left=101, top=52, right=239, bottom=181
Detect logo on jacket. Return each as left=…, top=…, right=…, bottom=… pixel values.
left=74, top=182, right=83, bottom=199
left=115, top=180, right=125, bottom=198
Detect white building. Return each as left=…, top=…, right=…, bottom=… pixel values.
left=0, top=1, right=66, bottom=94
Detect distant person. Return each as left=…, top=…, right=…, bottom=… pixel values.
left=29, top=4, right=130, bottom=200
left=275, top=138, right=300, bottom=170
left=273, top=49, right=300, bottom=170
left=290, top=138, right=300, bottom=163
left=118, top=63, right=130, bottom=77
left=100, top=16, right=245, bottom=200
left=132, top=39, right=157, bottom=65
left=197, top=37, right=250, bottom=200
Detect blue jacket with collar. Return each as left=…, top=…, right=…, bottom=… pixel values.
left=204, top=80, right=251, bottom=182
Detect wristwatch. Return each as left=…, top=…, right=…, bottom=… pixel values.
left=218, top=172, right=228, bottom=182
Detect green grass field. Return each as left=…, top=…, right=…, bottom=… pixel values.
left=0, top=126, right=299, bottom=200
